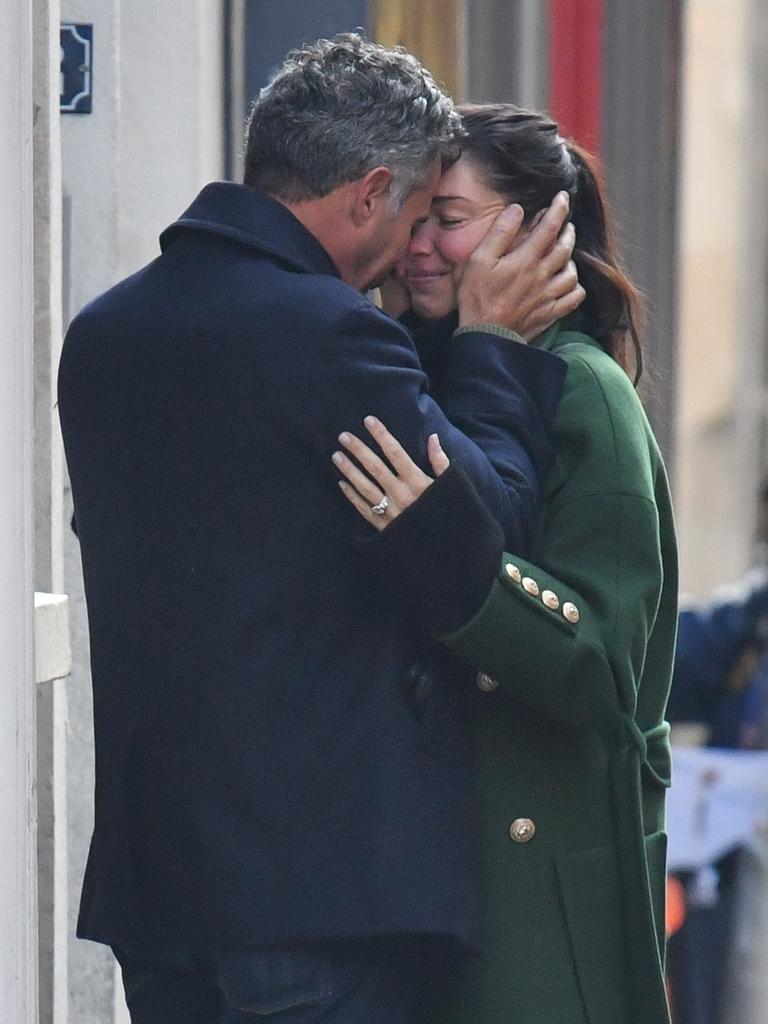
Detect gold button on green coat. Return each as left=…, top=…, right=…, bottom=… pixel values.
left=563, top=601, right=580, bottom=623
left=436, top=325, right=678, bottom=1024
left=509, top=817, right=536, bottom=843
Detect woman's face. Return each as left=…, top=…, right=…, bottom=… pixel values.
left=401, top=156, right=508, bottom=320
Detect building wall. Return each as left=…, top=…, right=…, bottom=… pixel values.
left=465, top=0, right=548, bottom=107
left=245, top=0, right=369, bottom=111
left=59, top=4, right=224, bottom=1021
left=117, top=0, right=225, bottom=278
left=1, top=3, right=37, bottom=1022
left=675, top=0, right=768, bottom=596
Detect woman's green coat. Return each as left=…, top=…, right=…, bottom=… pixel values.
left=434, top=324, right=678, bottom=1024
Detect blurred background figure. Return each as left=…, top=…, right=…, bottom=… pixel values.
left=666, top=481, right=768, bottom=1024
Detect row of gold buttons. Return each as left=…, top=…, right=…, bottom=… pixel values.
left=504, top=563, right=580, bottom=624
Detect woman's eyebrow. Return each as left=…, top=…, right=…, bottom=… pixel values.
left=432, top=194, right=469, bottom=204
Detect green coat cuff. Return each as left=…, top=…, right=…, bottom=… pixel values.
left=441, top=553, right=625, bottom=738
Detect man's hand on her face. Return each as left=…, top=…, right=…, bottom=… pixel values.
left=456, top=191, right=586, bottom=340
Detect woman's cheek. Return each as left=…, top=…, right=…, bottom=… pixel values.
left=437, top=227, right=482, bottom=268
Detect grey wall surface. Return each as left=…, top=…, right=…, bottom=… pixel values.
left=602, top=0, right=683, bottom=466
left=465, top=0, right=549, bottom=107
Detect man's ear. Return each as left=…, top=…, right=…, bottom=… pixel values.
left=350, top=166, right=393, bottom=226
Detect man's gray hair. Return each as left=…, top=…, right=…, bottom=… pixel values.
left=244, top=33, right=463, bottom=209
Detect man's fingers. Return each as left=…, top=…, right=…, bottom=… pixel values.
left=539, top=222, right=576, bottom=278
left=469, top=203, right=525, bottom=265
left=525, top=191, right=570, bottom=260
left=550, top=283, right=587, bottom=321
left=547, top=259, right=579, bottom=300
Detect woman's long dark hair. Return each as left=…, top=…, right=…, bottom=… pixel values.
left=459, top=104, right=645, bottom=385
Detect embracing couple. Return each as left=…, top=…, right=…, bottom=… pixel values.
left=59, top=32, right=677, bottom=1024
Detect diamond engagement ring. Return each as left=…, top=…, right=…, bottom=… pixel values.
left=371, top=495, right=389, bottom=516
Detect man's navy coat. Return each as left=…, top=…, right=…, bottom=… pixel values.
left=58, top=182, right=565, bottom=955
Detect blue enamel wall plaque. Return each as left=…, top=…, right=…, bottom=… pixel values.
left=61, top=24, right=93, bottom=113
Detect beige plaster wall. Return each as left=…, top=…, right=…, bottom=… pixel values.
left=675, top=0, right=768, bottom=596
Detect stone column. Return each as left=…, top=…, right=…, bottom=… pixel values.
left=36, top=594, right=71, bottom=1024
left=0, top=2, right=38, bottom=1022
left=33, top=4, right=67, bottom=1018
left=34, top=0, right=64, bottom=598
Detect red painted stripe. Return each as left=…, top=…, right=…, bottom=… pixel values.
left=549, top=0, right=603, bottom=155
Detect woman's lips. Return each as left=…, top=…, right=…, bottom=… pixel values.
left=405, top=270, right=451, bottom=286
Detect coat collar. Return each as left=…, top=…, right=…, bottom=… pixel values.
left=533, top=312, right=601, bottom=354
left=159, top=182, right=341, bottom=279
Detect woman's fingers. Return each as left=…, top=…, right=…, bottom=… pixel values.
left=332, top=450, right=400, bottom=524
left=333, top=420, right=438, bottom=528
left=427, top=434, right=450, bottom=476
left=363, top=416, right=431, bottom=489
left=332, top=447, right=392, bottom=509
left=337, top=430, right=401, bottom=498
left=338, top=481, right=387, bottom=532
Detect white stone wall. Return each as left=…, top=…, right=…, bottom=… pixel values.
left=118, top=0, right=225, bottom=279
left=0, top=3, right=38, bottom=1022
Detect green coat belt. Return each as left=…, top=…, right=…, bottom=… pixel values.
left=436, top=325, right=678, bottom=1024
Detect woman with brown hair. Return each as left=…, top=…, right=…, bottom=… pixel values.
left=332, top=105, right=678, bottom=1024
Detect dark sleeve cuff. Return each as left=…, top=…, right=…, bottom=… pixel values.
left=354, top=463, right=504, bottom=636
left=445, top=330, right=566, bottom=466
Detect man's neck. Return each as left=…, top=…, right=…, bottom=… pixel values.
left=274, top=192, right=359, bottom=287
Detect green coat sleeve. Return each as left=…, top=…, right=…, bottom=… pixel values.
left=441, top=348, right=666, bottom=740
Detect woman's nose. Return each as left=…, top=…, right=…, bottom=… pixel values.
left=408, top=220, right=434, bottom=256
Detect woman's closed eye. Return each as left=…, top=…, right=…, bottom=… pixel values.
left=434, top=214, right=465, bottom=229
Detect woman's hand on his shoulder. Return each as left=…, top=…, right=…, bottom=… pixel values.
left=332, top=417, right=449, bottom=531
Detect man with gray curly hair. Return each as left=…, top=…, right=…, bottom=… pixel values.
left=59, top=32, right=580, bottom=1023
left=243, top=32, right=463, bottom=293
left=244, top=33, right=462, bottom=210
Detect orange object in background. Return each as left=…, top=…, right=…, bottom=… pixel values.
left=666, top=875, right=686, bottom=936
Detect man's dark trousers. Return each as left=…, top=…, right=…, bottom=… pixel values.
left=115, top=938, right=454, bottom=1023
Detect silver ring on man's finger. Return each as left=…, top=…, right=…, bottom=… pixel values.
left=371, top=495, right=389, bottom=516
